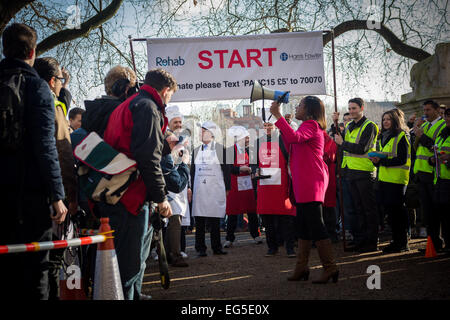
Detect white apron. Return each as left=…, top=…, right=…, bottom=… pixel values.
left=192, top=144, right=226, bottom=218
left=168, top=185, right=191, bottom=227
left=168, top=186, right=188, bottom=217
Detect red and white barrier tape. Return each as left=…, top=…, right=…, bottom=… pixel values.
left=0, top=235, right=106, bottom=255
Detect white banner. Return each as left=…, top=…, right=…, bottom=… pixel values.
left=146, top=31, right=326, bottom=102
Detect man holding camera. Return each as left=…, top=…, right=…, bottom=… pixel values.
left=164, top=105, right=191, bottom=267
left=99, top=68, right=176, bottom=300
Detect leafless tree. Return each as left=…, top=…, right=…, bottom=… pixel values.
left=1, top=0, right=448, bottom=108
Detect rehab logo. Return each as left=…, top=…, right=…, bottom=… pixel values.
left=156, top=56, right=185, bottom=67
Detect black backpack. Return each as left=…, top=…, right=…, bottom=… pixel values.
left=0, top=68, right=26, bottom=153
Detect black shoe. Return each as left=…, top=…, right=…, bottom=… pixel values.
left=265, top=248, right=278, bottom=257
left=139, top=294, right=152, bottom=300
left=286, top=248, right=296, bottom=258
left=357, top=244, right=379, bottom=253
left=213, top=249, right=228, bottom=255
left=382, top=243, right=409, bottom=254
left=344, top=242, right=363, bottom=252
left=198, top=251, right=207, bottom=257
left=171, top=257, right=189, bottom=267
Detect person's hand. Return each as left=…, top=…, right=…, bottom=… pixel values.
left=68, top=201, right=78, bottom=216
left=269, top=101, right=282, bottom=120
left=187, top=188, right=192, bottom=203
left=334, top=134, right=343, bottom=145
left=332, top=112, right=340, bottom=122
left=51, top=200, right=68, bottom=224
left=181, top=149, right=190, bottom=164
left=157, top=200, right=172, bottom=217
left=226, top=190, right=230, bottom=197
left=61, top=66, right=70, bottom=88
left=415, top=126, right=424, bottom=138
left=239, top=166, right=251, bottom=174
left=369, top=157, right=380, bottom=164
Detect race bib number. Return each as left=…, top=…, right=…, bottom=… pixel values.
left=237, top=175, right=253, bottom=191
left=259, top=167, right=281, bottom=185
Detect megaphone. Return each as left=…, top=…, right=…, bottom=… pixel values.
left=250, top=80, right=290, bottom=104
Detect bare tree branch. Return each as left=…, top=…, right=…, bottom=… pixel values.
left=323, top=19, right=432, bottom=61
left=36, top=0, right=123, bottom=56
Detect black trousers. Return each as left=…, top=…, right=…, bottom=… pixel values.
left=379, top=181, right=408, bottom=247
left=323, top=207, right=338, bottom=241
left=434, top=179, right=450, bottom=249
left=295, top=202, right=329, bottom=241
left=417, top=172, right=443, bottom=249
left=164, top=215, right=182, bottom=260
left=261, top=214, right=295, bottom=250
left=0, top=189, right=53, bottom=300
left=226, top=213, right=260, bottom=242
left=181, top=226, right=187, bottom=252
left=348, top=177, right=379, bottom=246
left=195, top=216, right=222, bottom=252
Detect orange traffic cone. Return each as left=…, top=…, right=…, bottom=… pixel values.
left=425, top=236, right=437, bottom=258
left=59, top=253, right=87, bottom=300
left=93, top=217, right=124, bottom=300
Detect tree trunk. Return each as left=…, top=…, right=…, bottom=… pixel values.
left=0, top=0, right=34, bottom=35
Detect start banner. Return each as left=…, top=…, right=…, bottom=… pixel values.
left=146, top=31, right=326, bottom=102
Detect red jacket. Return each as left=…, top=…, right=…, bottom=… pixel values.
left=103, top=84, right=168, bottom=215
left=323, top=131, right=337, bottom=208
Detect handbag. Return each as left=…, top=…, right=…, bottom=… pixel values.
left=74, top=132, right=138, bottom=205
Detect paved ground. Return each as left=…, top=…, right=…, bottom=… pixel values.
left=142, top=231, right=450, bottom=300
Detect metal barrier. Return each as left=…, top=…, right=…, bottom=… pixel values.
left=0, top=233, right=112, bottom=254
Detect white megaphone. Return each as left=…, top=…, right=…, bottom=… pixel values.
left=250, top=80, right=290, bottom=104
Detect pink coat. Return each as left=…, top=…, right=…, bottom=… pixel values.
left=275, top=118, right=329, bottom=204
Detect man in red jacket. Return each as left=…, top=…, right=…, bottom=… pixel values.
left=99, top=68, right=176, bottom=300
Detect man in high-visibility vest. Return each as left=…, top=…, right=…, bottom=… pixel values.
left=430, top=107, right=450, bottom=254
left=333, top=98, right=380, bottom=253
left=413, top=100, right=446, bottom=252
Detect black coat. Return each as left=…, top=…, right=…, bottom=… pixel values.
left=82, top=95, right=122, bottom=137
left=0, top=58, right=65, bottom=202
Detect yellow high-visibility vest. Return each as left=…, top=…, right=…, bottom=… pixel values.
left=413, top=118, right=446, bottom=174
left=434, top=133, right=450, bottom=183
left=54, top=99, right=67, bottom=118
left=377, top=131, right=411, bottom=185
left=342, top=119, right=379, bottom=172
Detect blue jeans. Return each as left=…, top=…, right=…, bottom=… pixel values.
left=98, top=202, right=152, bottom=300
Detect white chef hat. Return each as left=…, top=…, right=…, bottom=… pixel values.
left=166, top=105, right=184, bottom=123
left=227, top=125, right=249, bottom=141
left=199, top=121, right=218, bottom=137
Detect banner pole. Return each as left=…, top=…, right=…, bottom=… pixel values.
left=128, top=35, right=137, bottom=75
left=330, top=29, right=347, bottom=251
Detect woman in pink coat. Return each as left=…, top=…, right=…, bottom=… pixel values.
left=270, top=96, right=339, bottom=284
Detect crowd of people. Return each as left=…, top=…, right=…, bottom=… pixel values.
left=1, top=23, right=449, bottom=300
